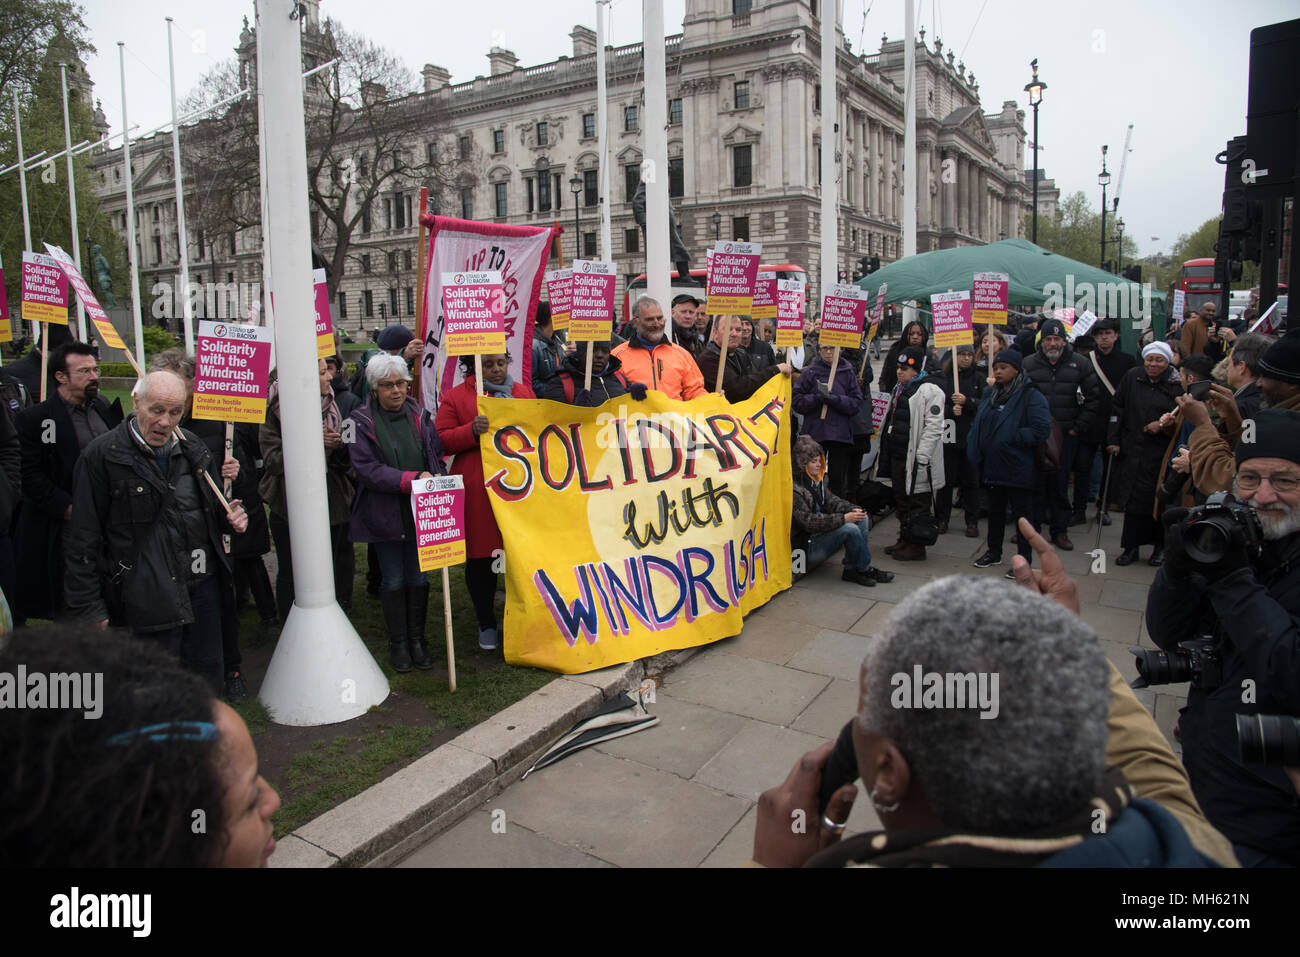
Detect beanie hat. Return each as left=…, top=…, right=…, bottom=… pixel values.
left=1235, top=408, right=1300, bottom=465
left=993, top=348, right=1023, bottom=371
left=1142, top=341, right=1174, bottom=364
left=1039, top=318, right=1068, bottom=340
left=1258, top=328, right=1300, bottom=384
left=376, top=324, right=414, bottom=352
left=955, top=342, right=975, bottom=354
left=898, top=346, right=926, bottom=369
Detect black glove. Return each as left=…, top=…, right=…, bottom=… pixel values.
left=1161, top=507, right=1194, bottom=579
left=573, top=388, right=595, bottom=408
left=628, top=382, right=648, bottom=401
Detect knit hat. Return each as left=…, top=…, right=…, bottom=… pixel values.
left=955, top=342, right=975, bottom=354
left=1142, top=341, right=1174, bottom=364
left=1235, top=408, right=1300, bottom=465
left=1258, top=327, right=1300, bottom=384
left=993, top=348, right=1023, bottom=371
left=898, top=345, right=926, bottom=369
left=1039, top=318, right=1068, bottom=340
left=376, top=324, right=415, bottom=352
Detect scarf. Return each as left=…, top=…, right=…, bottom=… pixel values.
left=483, top=374, right=515, bottom=397
left=991, top=371, right=1025, bottom=409
left=369, top=397, right=423, bottom=472
left=268, top=380, right=343, bottom=433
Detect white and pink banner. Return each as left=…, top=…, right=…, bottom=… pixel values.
left=420, top=216, right=553, bottom=410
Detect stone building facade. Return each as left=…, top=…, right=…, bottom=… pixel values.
left=88, top=0, right=1050, bottom=335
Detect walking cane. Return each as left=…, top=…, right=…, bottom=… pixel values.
left=1093, top=450, right=1116, bottom=552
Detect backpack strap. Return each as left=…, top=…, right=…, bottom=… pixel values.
left=560, top=372, right=575, bottom=403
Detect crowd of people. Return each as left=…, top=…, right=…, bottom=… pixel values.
left=1, top=288, right=1297, bottom=869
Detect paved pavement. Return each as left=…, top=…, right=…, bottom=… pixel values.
left=396, top=506, right=1187, bottom=868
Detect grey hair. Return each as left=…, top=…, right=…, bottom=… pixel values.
left=136, top=369, right=188, bottom=405
left=632, top=295, right=661, bottom=320
left=859, top=575, right=1109, bottom=835
left=366, top=353, right=411, bottom=389
left=1228, top=332, right=1273, bottom=376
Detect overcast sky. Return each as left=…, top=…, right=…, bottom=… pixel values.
left=82, top=0, right=1297, bottom=259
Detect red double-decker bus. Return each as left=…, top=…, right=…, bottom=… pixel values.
left=1178, top=258, right=1221, bottom=316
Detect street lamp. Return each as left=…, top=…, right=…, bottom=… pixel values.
left=1024, top=59, right=1046, bottom=244
left=1115, top=217, right=1125, bottom=275
left=1098, top=145, right=1111, bottom=269
left=712, top=209, right=721, bottom=241
left=569, top=173, right=583, bottom=262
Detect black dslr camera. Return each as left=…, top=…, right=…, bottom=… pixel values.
left=1236, top=714, right=1300, bottom=766
left=1173, top=491, right=1263, bottom=566
left=1130, top=636, right=1223, bottom=690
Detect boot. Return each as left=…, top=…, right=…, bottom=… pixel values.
left=380, top=590, right=412, bottom=673
left=893, top=542, right=927, bottom=561
left=406, top=582, right=434, bottom=670
left=883, top=537, right=905, bottom=556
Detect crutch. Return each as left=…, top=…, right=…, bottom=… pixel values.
left=1093, top=450, right=1116, bottom=552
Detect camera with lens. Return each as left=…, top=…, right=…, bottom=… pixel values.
left=1173, top=491, right=1263, bottom=567
left=1129, top=636, right=1223, bottom=690
left=1236, top=714, right=1300, bottom=767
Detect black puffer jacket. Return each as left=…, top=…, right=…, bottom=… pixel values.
left=1021, top=343, right=1103, bottom=436
left=64, top=418, right=234, bottom=631
left=1106, top=366, right=1183, bottom=513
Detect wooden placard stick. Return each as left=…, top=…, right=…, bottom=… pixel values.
left=583, top=342, right=594, bottom=392
left=39, top=323, right=49, bottom=401
left=714, top=315, right=732, bottom=395
left=819, top=345, right=841, bottom=420
left=222, top=421, right=234, bottom=554
left=442, top=566, right=457, bottom=692
left=474, top=354, right=484, bottom=397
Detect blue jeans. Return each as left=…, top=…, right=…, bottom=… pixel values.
left=374, top=540, right=427, bottom=592
left=807, top=519, right=872, bottom=570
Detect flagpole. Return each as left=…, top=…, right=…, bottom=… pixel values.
left=819, top=0, right=837, bottom=296
left=255, top=17, right=275, bottom=351
left=166, top=18, right=195, bottom=353
left=118, top=44, right=145, bottom=370
left=901, top=0, right=918, bottom=329
left=254, top=0, right=388, bottom=726
left=59, top=64, right=87, bottom=342
left=643, top=0, right=670, bottom=313
left=596, top=0, right=612, bottom=261
left=13, top=92, right=37, bottom=342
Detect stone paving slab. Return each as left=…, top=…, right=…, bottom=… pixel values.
left=592, top=693, right=749, bottom=780
left=849, top=601, right=898, bottom=637
left=787, top=630, right=878, bottom=682
left=663, top=649, right=831, bottom=725
left=791, top=677, right=860, bottom=740
left=397, top=810, right=613, bottom=868
left=699, top=805, right=759, bottom=868
left=714, top=613, right=820, bottom=666
left=760, top=591, right=877, bottom=631
left=1099, top=578, right=1155, bottom=613
left=692, top=719, right=828, bottom=802
left=483, top=749, right=750, bottom=868
left=1080, top=604, right=1144, bottom=646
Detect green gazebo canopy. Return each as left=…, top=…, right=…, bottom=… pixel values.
left=854, top=238, right=1166, bottom=353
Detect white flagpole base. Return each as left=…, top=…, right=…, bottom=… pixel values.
left=259, top=602, right=389, bottom=726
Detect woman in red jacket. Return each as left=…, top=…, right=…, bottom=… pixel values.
left=434, top=353, right=534, bottom=650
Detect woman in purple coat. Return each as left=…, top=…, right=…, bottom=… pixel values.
left=793, top=340, right=866, bottom=500
left=347, top=355, right=448, bottom=673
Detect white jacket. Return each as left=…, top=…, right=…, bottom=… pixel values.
left=903, top=380, right=947, bottom=494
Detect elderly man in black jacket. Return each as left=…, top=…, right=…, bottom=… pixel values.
left=64, top=371, right=247, bottom=692
left=1023, top=317, right=1103, bottom=549
left=1084, top=318, right=1137, bottom=525
left=12, top=342, right=124, bottom=622
left=1145, top=409, right=1300, bottom=867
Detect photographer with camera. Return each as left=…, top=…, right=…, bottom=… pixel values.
left=1144, top=408, right=1300, bottom=867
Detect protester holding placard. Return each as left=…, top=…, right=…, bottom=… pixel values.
left=541, top=340, right=645, bottom=406
left=935, top=343, right=983, bottom=538
left=612, top=296, right=706, bottom=402
left=13, top=341, right=124, bottom=624
left=435, top=352, right=533, bottom=652
left=261, top=358, right=356, bottom=626
left=697, top=314, right=792, bottom=401
left=793, top=341, right=864, bottom=500
left=64, top=371, right=249, bottom=692
left=347, top=354, right=449, bottom=672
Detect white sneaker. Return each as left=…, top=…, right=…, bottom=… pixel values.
left=478, top=627, right=499, bottom=651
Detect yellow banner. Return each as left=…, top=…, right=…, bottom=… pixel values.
left=480, top=376, right=793, bottom=673
left=192, top=393, right=266, bottom=424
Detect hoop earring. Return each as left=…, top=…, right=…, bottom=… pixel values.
left=869, top=788, right=899, bottom=814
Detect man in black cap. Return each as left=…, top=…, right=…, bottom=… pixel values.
left=1146, top=407, right=1300, bottom=867
left=670, top=294, right=705, bottom=357
left=1084, top=317, right=1136, bottom=525
left=1022, top=317, right=1102, bottom=547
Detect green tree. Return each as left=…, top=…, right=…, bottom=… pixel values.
left=1022, top=190, right=1137, bottom=271
left=0, top=2, right=125, bottom=336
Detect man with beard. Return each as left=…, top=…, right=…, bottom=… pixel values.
left=13, top=342, right=123, bottom=622
left=1022, top=317, right=1102, bottom=548
left=1145, top=408, right=1300, bottom=867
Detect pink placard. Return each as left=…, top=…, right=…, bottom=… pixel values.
left=931, top=291, right=973, bottom=348
left=313, top=268, right=334, bottom=359
left=972, top=272, right=1009, bottom=325
left=42, top=243, right=126, bottom=351
left=870, top=391, right=891, bottom=437
left=192, top=320, right=273, bottom=423
left=545, top=268, right=572, bottom=331
left=867, top=283, right=888, bottom=342
left=20, top=252, right=69, bottom=325
left=413, top=475, right=467, bottom=571
left=775, top=279, right=805, bottom=348
left=441, top=270, right=507, bottom=354
left=818, top=285, right=868, bottom=349
left=706, top=241, right=761, bottom=316
left=568, top=260, right=616, bottom=341
left=751, top=272, right=778, bottom=320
